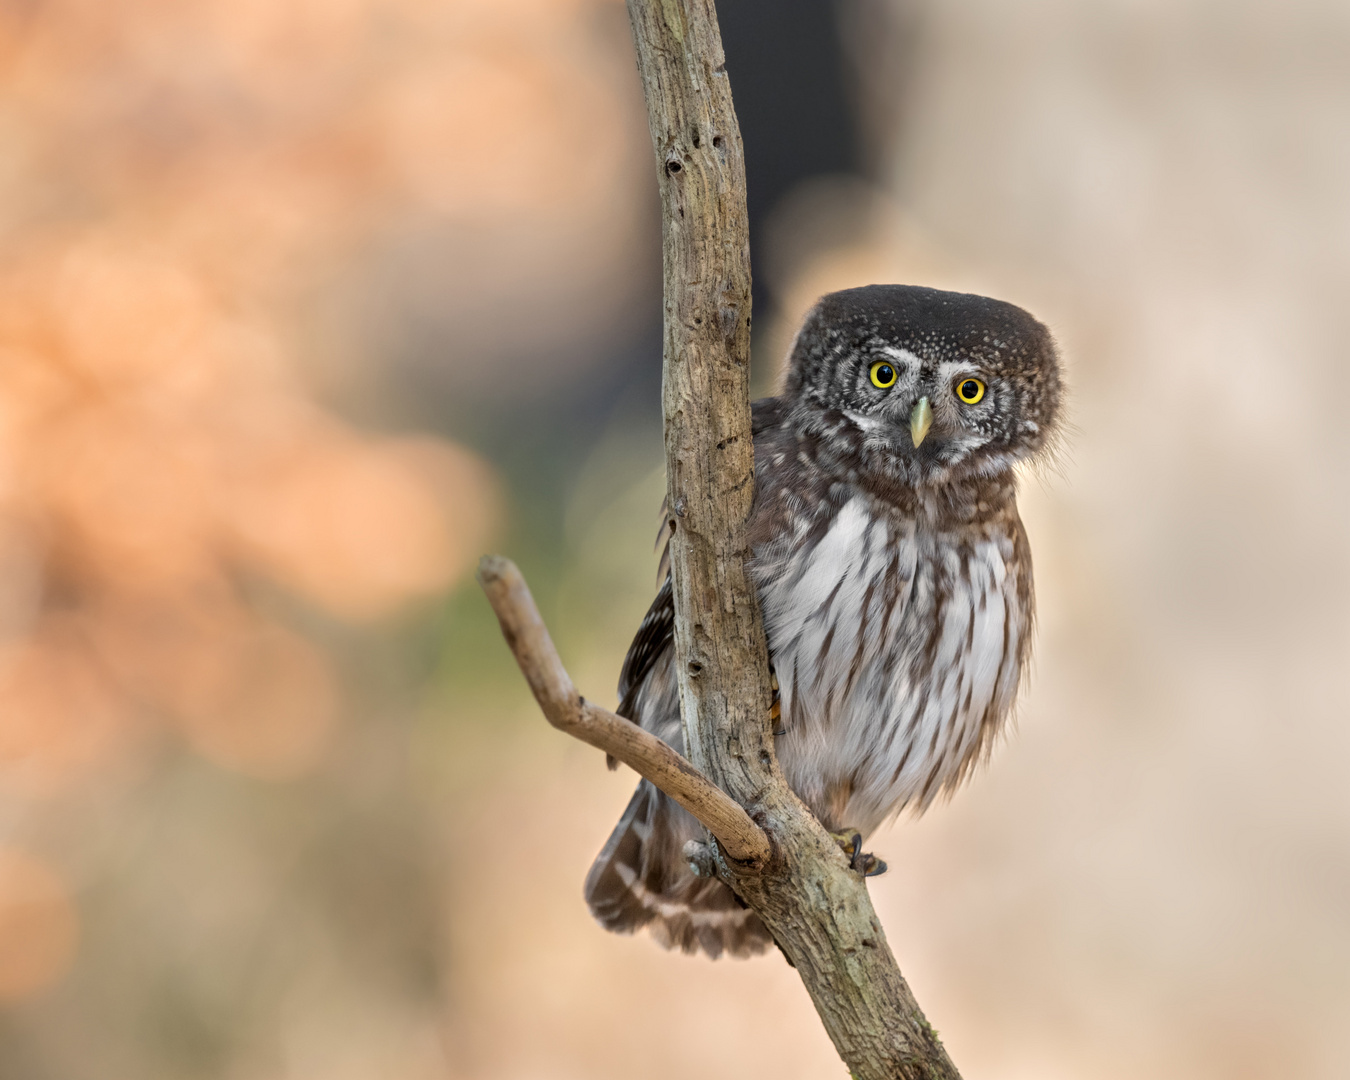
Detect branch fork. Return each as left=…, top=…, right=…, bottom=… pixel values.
left=475, top=2, right=964, bottom=1076
left=477, top=555, right=770, bottom=870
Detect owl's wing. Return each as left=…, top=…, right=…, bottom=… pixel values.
left=617, top=573, right=673, bottom=721
left=618, top=495, right=676, bottom=721
left=618, top=399, right=778, bottom=722
left=654, top=495, right=673, bottom=584
left=619, top=400, right=775, bottom=720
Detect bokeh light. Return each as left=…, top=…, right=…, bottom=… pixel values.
left=0, top=850, right=78, bottom=1003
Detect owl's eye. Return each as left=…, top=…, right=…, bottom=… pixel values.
left=869, top=361, right=897, bottom=389
left=956, top=377, right=986, bottom=404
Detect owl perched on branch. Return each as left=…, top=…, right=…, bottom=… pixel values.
left=586, top=284, right=1063, bottom=958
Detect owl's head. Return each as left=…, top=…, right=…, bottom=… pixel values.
left=781, top=284, right=1062, bottom=486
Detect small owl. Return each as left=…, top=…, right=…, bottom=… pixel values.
left=586, top=284, right=1063, bottom=957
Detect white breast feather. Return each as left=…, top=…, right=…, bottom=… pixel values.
left=759, top=496, right=1023, bottom=834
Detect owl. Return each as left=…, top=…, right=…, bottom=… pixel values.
left=585, top=284, right=1062, bottom=957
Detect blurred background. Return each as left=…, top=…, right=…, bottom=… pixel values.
left=0, top=0, right=1347, bottom=1077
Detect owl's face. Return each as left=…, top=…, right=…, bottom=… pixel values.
left=780, top=284, right=1062, bottom=486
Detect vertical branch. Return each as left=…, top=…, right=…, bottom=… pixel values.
left=623, top=2, right=965, bottom=1077
left=626, top=0, right=772, bottom=797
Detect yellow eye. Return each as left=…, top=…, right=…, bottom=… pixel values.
left=869, top=361, right=897, bottom=389
left=956, top=377, right=986, bottom=404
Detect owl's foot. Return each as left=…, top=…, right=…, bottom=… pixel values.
left=768, top=669, right=784, bottom=735
left=829, top=830, right=887, bottom=877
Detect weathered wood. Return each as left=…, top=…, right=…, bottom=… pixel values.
left=624, top=1, right=964, bottom=1076
left=477, top=555, right=770, bottom=867
left=478, top=2, right=967, bottom=1073
left=624, top=0, right=767, bottom=851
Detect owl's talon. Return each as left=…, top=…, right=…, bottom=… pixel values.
left=769, top=694, right=785, bottom=736
left=829, top=829, right=887, bottom=877
left=828, top=829, right=857, bottom=856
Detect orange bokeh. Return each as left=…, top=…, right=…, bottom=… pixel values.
left=0, top=0, right=554, bottom=797
left=0, top=849, right=78, bottom=1003
left=0, top=227, right=498, bottom=793
left=0, top=0, right=651, bottom=1042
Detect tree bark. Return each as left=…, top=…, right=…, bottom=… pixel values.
left=480, top=1, right=968, bottom=1075
left=623, top=1, right=964, bottom=1077
left=478, top=555, right=769, bottom=867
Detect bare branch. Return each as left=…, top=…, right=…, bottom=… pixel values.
left=623, top=1, right=965, bottom=1077
left=477, top=2, right=967, bottom=1075
left=477, top=555, right=771, bottom=868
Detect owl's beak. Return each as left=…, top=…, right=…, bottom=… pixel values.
left=909, top=396, right=933, bottom=448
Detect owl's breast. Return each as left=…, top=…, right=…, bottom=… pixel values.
left=752, top=493, right=1030, bottom=834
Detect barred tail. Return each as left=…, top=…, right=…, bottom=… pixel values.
left=584, top=780, right=772, bottom=959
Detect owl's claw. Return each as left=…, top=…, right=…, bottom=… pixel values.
left=769, top=677, right=787, bottom=736
left=829, top=830, right=887, bottom=877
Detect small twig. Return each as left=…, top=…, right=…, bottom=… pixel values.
left=477, top=555, right=771, bottom=869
